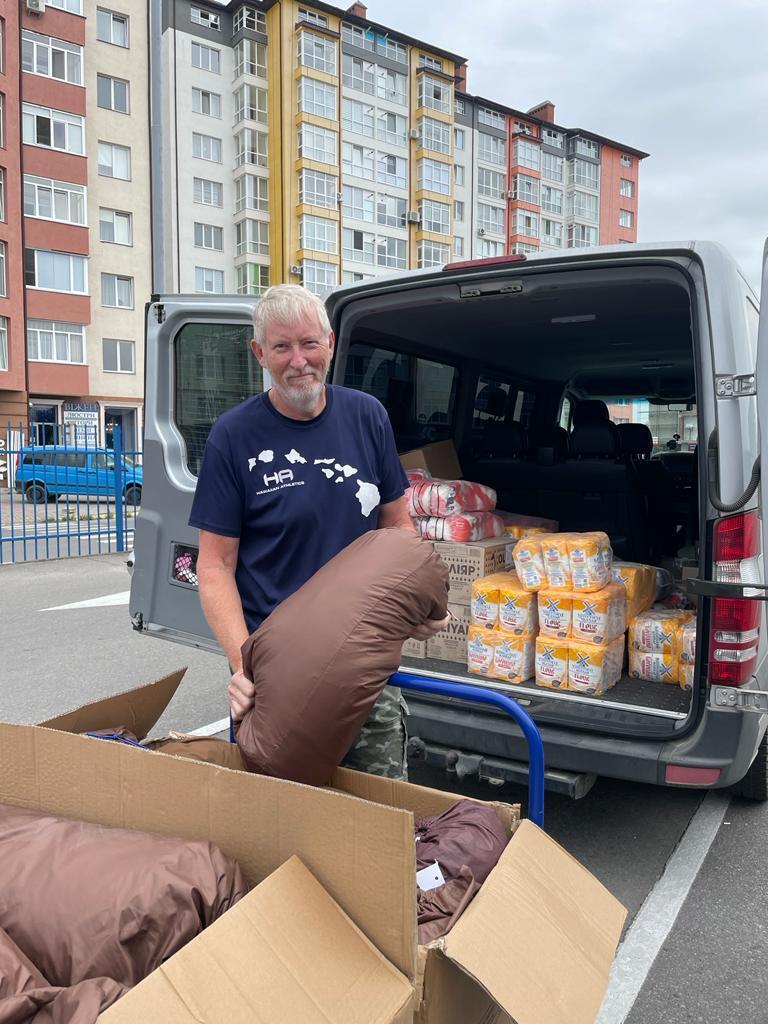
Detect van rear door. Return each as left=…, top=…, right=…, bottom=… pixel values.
left=129, top=296, right=260, bottom=651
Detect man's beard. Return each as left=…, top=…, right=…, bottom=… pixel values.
left=273, top=370, right=326, bottom=413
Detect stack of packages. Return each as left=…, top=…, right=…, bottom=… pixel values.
left=628, top=609, right=697, bottom=690
left=466, top=570, right=539, bottom=683
left=406, top=472, right=504, bottom=543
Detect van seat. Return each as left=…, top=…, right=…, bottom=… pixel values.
left=572, top=400, right=611, bottom=428
left=618, top=423, right=680, bottom=560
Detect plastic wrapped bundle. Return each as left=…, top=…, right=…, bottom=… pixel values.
left=535, top=637, right=570, bottom=690
left=491, top=632, right=535, bottom=684
left=513, top=537, right=548, bottom=592
left=629, top=609, right=695, bottom=658
left=568, top=532, right=613, bottom=592
left=538, top=590, right=573, bottom=639
left=406, top=468, right=432, bottom=484
left=408, top=479, right=496, bottom=517
left=466, top=625, right=499, bottom=675
left=497, top=575, right=538, bottom=635
left=611, top=561, right=657, bottom=620
left=571, top=583, right=627, bottom=645
left=568, top=637, right=624, bottom=696
left=679, top=620, right=697, bottom=663
left=470, top=573, right=508, bottom=628
left=629, top=649, right=678, bottom=684
left=541, top=535, right=573, bottom=590
left=414, top=511, right=505, bottom=543
left=679, top=660, right=695, bottom=690
left=496, top=511, right=558, bottom=539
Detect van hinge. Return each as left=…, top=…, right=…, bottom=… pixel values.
left=711, top=685, right=768, bottom=712
left=459, top=279, right=524, bottom=298
left=715, top=373, right=756, bottom=398
left=154, top=304, right=166, bottom=324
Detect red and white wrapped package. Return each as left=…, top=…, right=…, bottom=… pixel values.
left=414, top=512, right=505, bottom=543
left=406, top=468, right=432, bottom=484
left=408, top=479, right=497, bottom=517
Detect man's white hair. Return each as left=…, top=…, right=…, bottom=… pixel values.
left=252, top=284, right=332, bottom=347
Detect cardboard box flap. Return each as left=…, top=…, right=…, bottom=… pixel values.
left=443, top=819, right=627, bottom=1024
left=39, top=669, right=187, bottom=740
left=100, top=856, right=414, bottom=1024
left=400, top=440, right=462, bottom=480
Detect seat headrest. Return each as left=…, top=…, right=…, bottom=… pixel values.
left=572, top=400, right=610, bottom=427
left=475, top=385, right=508, bottom=420
left=481, top=421, right=526, bottom=458
left=618, top=422, right=653, bottom=458
left=536, top=424, right=569, bottom=461
left=570, top=422, right=619, bottom=458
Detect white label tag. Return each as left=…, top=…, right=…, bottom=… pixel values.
left=416, top=861, right=446, bottom=892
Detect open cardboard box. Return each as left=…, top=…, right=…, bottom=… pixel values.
left=0, top=669, right=627, bottom=1024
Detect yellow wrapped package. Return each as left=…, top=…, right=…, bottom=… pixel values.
left=535, top=637, right=570, bottom=690
left=610, top=561, right=657, bottom=620
left=629, top=649, right=678, bottom=685
left=492, top=632, right=535, bottom=684
left=466, top=625, right=500, bottom=676
left=498, top=575, right=538, bottom=635
left=630, top=610, right=695, bottom=658
left=679, top=660, right=694, bottom=691
left=542, top=534, right=573, bottom=590
left=568, top=532, right=612, bottom=592
left=568, top=637, right=624, bottom=696
left=512, top=536, right=547, bottom=592
left=505, top=524, right=550, bottom=540
left=679, top=620, right=697, bottom=663
left=571, top=582, right=627, bottom=645
left=470, top=573, right=510, bottom=629
left=537, top=590, right=573, bottom=639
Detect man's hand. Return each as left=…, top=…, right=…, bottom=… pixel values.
left=228, top=668, right=256, bottom=723
left=409, top=611, right=451, bottom=641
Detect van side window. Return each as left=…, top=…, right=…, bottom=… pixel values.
left=473, top=376, right=513, bottom=429
left=174, top=322, right=259, bottom=475
left=343, top=342, right=458, bottom=451
left=559, top=396, right=571, bottom=430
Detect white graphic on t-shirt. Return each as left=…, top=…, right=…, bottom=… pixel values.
left=335, top=463, right=357, bottom=477
left=285, top=449, right=306, bottom=465
left=335, top=477, right=344, bottom=483
left=248, top=458, right=258, bottom=472
left=314, top=458, right=335, bottom=465
left=259, top=450, right=274, bottom=463
left=321, top=468, right=334, bottom=479
left=355, top=481, right=380, bottom=517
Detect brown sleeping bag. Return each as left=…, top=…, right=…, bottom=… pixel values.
left=148, top=733, right=246, bottom=771
left=237, top=528, right=449, bottom=785
left=0, top=803, right=247, bottom=990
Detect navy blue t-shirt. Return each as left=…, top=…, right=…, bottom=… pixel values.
left=189, top=385, right=409, bottom=632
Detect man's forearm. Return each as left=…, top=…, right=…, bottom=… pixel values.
left=198, top=567, right=250, bottom=672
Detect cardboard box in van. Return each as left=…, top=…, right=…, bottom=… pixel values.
left=427, top=602, right=471, bottom=662
left=400, top=440, right=462, bottom=480
left=402, top=636, right=428, bottom=659
left=436, top=538, right=515, bottom=605
left=2, top=670, right=627, bottom=1024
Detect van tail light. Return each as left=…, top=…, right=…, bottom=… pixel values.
left=709, top=511, right=762, bottom=685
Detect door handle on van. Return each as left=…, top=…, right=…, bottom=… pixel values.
left=687, top=578, right=768, bottom=600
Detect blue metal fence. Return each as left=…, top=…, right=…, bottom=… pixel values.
left=0, top=425, right=142, bottom=564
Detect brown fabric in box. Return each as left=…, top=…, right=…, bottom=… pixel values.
left=0, top=803, right=247, bottom=991
left=238, top=528, right=449, bottom=785
left=415, top=800, right=510, bottom=884
left=148, top=734, right=246, bottom=771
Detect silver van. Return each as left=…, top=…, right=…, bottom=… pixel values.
left=129, top=241, right=768, bottom=799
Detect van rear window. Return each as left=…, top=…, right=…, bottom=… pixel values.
left=174, top=322, right=260, bottom=475
left=343, top=343, right=458, bottom=452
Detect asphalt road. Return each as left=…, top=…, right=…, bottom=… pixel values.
left=1, top=551, right=767, bottom=1024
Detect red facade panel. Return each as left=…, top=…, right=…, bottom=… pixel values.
left=22, top=74, right=86, bottom=116
left=25, top=290, right=90, bottom=324
left=24, top=220, right=89, bottom=256
left=22, top=145, right=88, bottom=185
left=21, top=7, right=86, bottom=45
left=28, top=360, right=89, bottom=396
left=599, top=147, right=639, bottom=245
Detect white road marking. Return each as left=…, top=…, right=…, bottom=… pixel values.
left=42, top=590, right=130, bottom=611
left=188, top=717, right=230, bottom=737
left=597, top=790, right=731, bottom=1023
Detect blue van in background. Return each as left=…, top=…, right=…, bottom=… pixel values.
left=14, top=446, right=143, bottom=505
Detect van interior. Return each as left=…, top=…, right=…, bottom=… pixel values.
left=334, top=262, right=702, bottom=733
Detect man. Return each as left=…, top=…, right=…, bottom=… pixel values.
left=189, top=284, right=448, bottom=780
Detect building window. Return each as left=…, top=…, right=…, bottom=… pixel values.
left=419, top=116, right=450, bottom=155
left=22, top=104, right=84, bottom=155
left=513, top=242, right=538, bottom=254
left=302, top=259, right=337, bottom=299
left=191, top=40, right=219, bottom=72
left=24, top=176, right=86, bottom=225
left=343, top=142, right=374, bottom=181
left=376, top=152, right=407, bottom=189
left=195, top=266, right=224, bottom=293
left=513, top=173, right=539, bottom=204
left=98, top=141, right=130, bottom=179
left=99, top=207, right=132, bottom=244
left=619, top=209, right=635, bottom=228
left=234, top=174, right=268, bottom=212
left=0, top=316, right=7, bottom=371
left=420, top=198, right=450, bottom=234
left=343, top=228, right=375, bottom=264
left=298, top=123, right=337, bottom=164
left=620, top=154, right=633, bottom=167
left=233, top=6, right=266, bottom=32
left=541, top=185, right=563, bottom=215
left=297, top=29, right=336, bottom=74
left=298, top=77, right=336, bottom=119
left=342, top=270, right=374, bottom=284
left=192, top=88, right=221, bottom=118
left=193, top=177, right=223, bottom=207
left=454, top=164, right=465, bottom=188
left=234, top=84, right=267, bottom=124
left=568, top=223, right=598, bottom=248
left=342, top=98, right=374, bottom=139
left=191, top=7, right=220, bottom=30
left=299, top=168, right=337, bottom=208
left=235, top=218, right=269, bottom=256
left=101, top=272, right=133, bottom=307
left=541, top=218, right=563, bottom=247
left=192, top=132, right=222, bottom=162
left=298, top=7, right=328, bottom=27
left=377, top=67, right=407, bottom=105
left=236, top=263, right=269, bottom=295
left=0, top=95, right=4, bottom=148
left=0, top=170, right=4, bottom=222
left=97, top=9, right=129, bottom=47
left=377, top=35, right=407, bottom=63
left=419, top=53, right=443, bottom=71
left=342, top=54, right=375, bottom=96
left=48, top=0, right=83, bottom=12
left=418, top=158, right=450, bottom=195
left=454, top=127, right=465, bottom=151
left=479, top=239, right=504, bottom=258
left=477, top=167, right=505, bottom=200
left=478, top=107, right=504, bottom=130
left=569, top=190, right=598, bottom=221
left=341, top=23, right=374, bottom=50
left=97, top=74, right=129, bottom=114
left=418, top=239, right=449, bottom=268
left=376, top=193, right=406, bottom=228
left=620, top=178, right=635, bottom=198
left=25, top=249, right=87, bottom=293
left=455, top=97, right=465, bottom=115
left=574, top=137, right=598, bottom=158
left=299, top=214, right=337, bottom=254
left=453, top=235, right=464, bottom=257
left=21, top=31, right=83, bottom=86
left=235, top=127, right=268, bottom=168
left=377, top=235, right=406, bottom=269
left=418, top=74, right=450, bottom=114
left=27, top=320, right=85, bottom=363
left=102, top=338, right=134, bottom=373
left=570, top=158, right=599, bottom=189
left=234, top=39, right=266, bottom=78
left=478, top=132, right=505, bottom=165
left=514, top=138, right=539, bottom=170
left=193, top=221, right=223, bottom=250
left=478, top=202, right=504, bottom=235
left=0, top=242, right=5, bottom=295
left=542, top=128, right=563, bottom=148
left=376, top=110, right=406, bottom=147
left=541, top=151, right=563, bottom=182
left=454, top=199, right=464, bottom=222
left=515, top=209, right=539, bottom=238
left=342, top=185, right=374, bottom=223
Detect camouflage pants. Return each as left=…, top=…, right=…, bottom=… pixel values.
left=341, top=685, right=409, bottom=781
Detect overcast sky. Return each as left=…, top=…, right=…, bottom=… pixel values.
left=380, top=0, right=768, bottom=290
